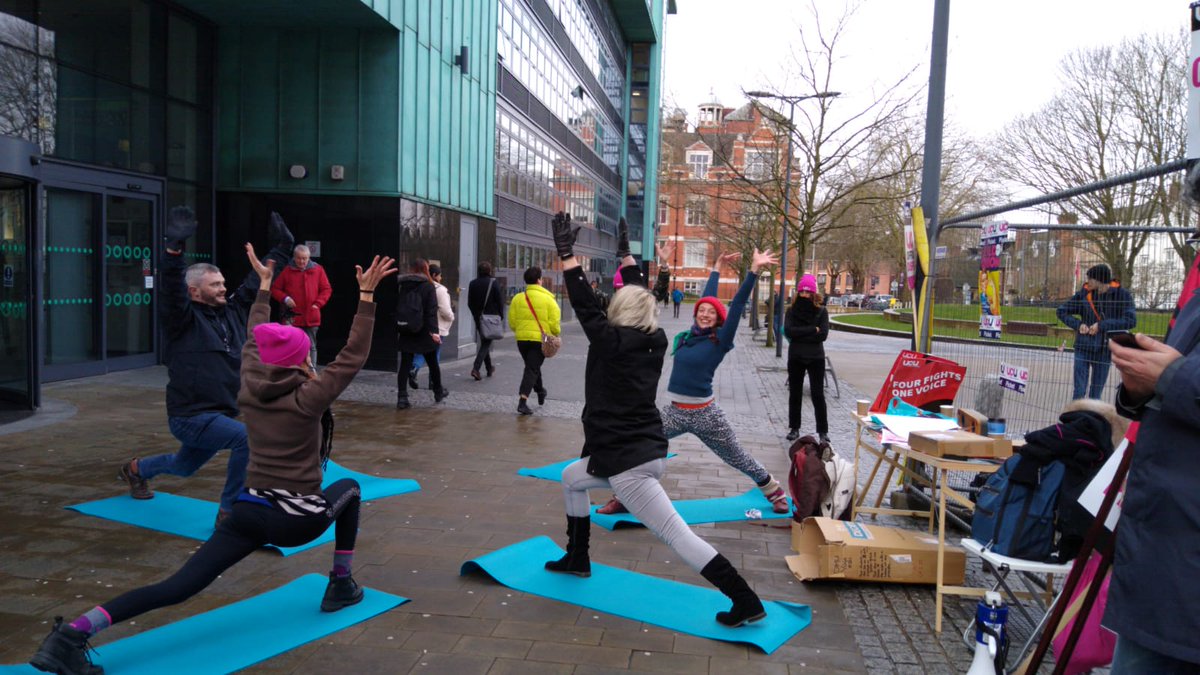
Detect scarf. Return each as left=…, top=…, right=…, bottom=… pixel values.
left=673, top=325, right=716, bottom=354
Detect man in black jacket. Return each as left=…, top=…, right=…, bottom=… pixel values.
left=466, top=261, right=504, bottom=380
left=117, top=208, right=293, bottom=525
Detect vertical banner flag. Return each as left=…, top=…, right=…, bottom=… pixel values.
left=904, top=202, right=916, bottom=290
left=998, top=362, right=1030, bottom=394
left=979, top=221, right=1006, bottom=340
left=1189, top=3, right=1200, bottom=160
left=870, top=350, right=967, bottom=413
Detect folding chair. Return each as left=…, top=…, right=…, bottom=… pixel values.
left=960, top=538, right=1072, bottom=669
left=823, top=355, right=840, bottom=399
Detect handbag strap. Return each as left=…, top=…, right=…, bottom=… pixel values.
left=524, top=291, right=547, bottom=338
left=482, top=278, right=495, bottom=309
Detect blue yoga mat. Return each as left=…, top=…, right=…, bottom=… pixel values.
left=0, top=574, right=406, bottom=674
left=66, top=461, right=419, bottom=556
left=461, top=536, right=810, bottom=654
left=590, top=488, right=791, bottom=530
left=518, top=453, right=676, bottom=482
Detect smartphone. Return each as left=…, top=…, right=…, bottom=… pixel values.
left=1108, top=330, right=1141, bottom=349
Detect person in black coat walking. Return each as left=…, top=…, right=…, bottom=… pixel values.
left=784, top=274, right=830, bottom=442
left=466, top=261, right=504, bottom=380
left=395, top=258, right=444, bottom=409
left=543, top=212, right=767, bottom=629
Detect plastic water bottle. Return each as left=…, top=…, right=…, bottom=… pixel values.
left=966, top=591, right=1008, bottom=675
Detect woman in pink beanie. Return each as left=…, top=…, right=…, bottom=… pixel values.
left=28, top=245, right=398, bottom=673
left=783, top=273, right=829, bottom=442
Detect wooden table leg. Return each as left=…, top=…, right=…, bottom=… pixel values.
left=935, top=466, right=948, bottom=633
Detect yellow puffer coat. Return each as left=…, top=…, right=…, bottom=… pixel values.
left=508, top=284, right=561, bottom=342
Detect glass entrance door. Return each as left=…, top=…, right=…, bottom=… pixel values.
left=0, top=177, right=35, bottom=407
left=42, top=184, right=158, bottom=381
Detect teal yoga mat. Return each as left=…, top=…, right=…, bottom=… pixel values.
left=518, top=454, right=676, bottom=482
left=66, top=460, right=420, bottom=555
left=461, top=536, right=811, bottom=654
left=591, top=488, right=791, bottom=530
left=0, top=574, right=406, bottom=674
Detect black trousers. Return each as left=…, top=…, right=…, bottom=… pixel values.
left=102, top=478, right=361, bottom=624
left=398, top=350, right=441, bottom=399
left=787, top=356, right=828, bottom=434
left=473, top=320, right=494, bottom=372
left=517, top=340, right=545, bottom=397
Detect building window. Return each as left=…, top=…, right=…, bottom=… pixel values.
left=686, top=151, right=710, bottom=180
left=683, top=280, right=701, bottom=294
left=684, top=241, right=707, bottom=268
left=658, top=200, right=668, bottom=225
left=685, top=199, right=707, bottom=226
left=745, top=146, right=774, bottom=180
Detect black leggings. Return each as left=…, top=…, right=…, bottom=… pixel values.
left=517, top=340, right=545, bottom=397
left=398, top=350, right=441, bottom=396
left=101, top=478, right=361, bottom=624
left=787, top=356, right=828, bottom=434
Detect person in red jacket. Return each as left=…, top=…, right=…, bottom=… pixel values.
left=271, top=244, right=332, bottom=367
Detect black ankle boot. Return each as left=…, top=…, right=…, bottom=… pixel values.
left=700, top=554, right=766, bottom=627
left=545, top=515, right=591, bottom=577
left=517, top=399, right=533, bottom=416
left=29, top=617, right=103, bottom=675
left=320, top=573, right=364, bottom=612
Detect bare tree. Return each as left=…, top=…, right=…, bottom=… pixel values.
left=993, top=31, right=1189, bottom=286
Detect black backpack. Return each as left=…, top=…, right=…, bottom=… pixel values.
left=396, top=284, right=426, bottom=335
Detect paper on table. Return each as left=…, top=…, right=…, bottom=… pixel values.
left=880, top=429, right=910, bottom=447
left=871, top=414, right=959, bottom=442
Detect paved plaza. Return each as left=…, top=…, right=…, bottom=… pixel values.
left=0, top=309, right=1014, bottom=674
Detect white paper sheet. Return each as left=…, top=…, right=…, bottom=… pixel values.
left=871, top=414, right=960, bottom=442
left=1078, top=438, right=1128, bottom=531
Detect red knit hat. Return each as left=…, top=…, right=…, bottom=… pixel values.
left=693, top=297, right=728, bottom=323
left=253, top=323, right=311, bottom=367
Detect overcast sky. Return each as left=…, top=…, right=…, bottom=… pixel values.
left=662, top=0, right=1187, bottom=139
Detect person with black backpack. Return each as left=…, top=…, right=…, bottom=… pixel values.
left=395, top=258, right=444, bottom=409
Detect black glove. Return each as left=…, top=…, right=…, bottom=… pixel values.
left=164, top=206, right=197, bottom=250
left=269, top=211, right=295, bottom=250
left=616, top=217, right=631, bottom=259
left=552, top=211, right=580, bottom=260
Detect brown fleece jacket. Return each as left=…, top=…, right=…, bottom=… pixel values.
left=238, top=289, right=376, bottom=494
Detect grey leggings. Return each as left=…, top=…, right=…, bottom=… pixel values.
left=561, top=457, right=717, bottom=571
left=661, top=402, right=770, bottom=486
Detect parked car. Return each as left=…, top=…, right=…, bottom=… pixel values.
left=844, top=293, right=865, bottom=308
left=866, top=294, right=895, bottom=310
left=826, top=295, right=846, bottom=307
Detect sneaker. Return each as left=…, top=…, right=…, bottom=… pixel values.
left=29, top=617, right=103, bottom=675
left=320, top=573, right=364, bottom=612
left=407, top=371, right=419, bottom=390
left=766, top=488, right=790, bottom=514
left=118, top=460, right=153, bottom=500
left=517, top=400, right=534, bottom=416
left=596, top=497, right=627, bottom=515
left=785, top=429, right=800, bottom=441
left=536, top=388, right=548, bottom=406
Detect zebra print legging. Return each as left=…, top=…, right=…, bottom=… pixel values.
left=660, top=401, right=771, bottom=486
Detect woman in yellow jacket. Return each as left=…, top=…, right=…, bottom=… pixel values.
left=508, top=266, right=561, bottom=415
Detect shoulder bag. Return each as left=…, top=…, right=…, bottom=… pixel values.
left=524, top=292, right=562, bottom=358
left=478, top=279, right=505, bottom=340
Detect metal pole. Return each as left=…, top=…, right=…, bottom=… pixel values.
left=776, top=98, right=796, bottom=358
left=917, top=0, right=950, bottom=353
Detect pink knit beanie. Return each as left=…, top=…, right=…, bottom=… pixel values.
left=253, top=323, right=311, bottom=367
left=612, top=269, right=624, bottom=289
left=798, top=274, right=818, bottom=293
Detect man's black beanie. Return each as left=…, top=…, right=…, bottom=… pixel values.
left=1086, top=264, right=1112, bottom=284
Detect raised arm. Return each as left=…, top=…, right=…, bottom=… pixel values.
left=242, top=243, right=277, bottom=333
left=159, top=206, right=198, bottom=332
left=717, top=249, right=776, bottom=344
left=553, top=212, right=610, bottom=342
left=231, top=212, right=294, bottom=310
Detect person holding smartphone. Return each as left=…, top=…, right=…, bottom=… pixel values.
left=1055, top=264, right=1136, bottom=399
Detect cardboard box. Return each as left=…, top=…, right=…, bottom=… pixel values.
left=908, top=429, right=1012, bottom=459
left=956, top=407, right=989, bottom=435
left=786, top=517, right=966, bottom=585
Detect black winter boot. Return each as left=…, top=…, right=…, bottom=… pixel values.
left=544, top=515, right=591, bottom=577
left=700, top=554, right=766, bottom=627
left=320, top=573, right=364, bottom=612
left=29, top=617, right=104, bottom=675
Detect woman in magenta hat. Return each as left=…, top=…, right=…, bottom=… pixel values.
left=28, top=245, right=397, bottom=673
left=783, top=273, right=829, bottom=441
left=598, top=246, right=791, bottom=515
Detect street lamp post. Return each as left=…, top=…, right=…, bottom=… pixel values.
left=746, top=90, right=840, bottom=357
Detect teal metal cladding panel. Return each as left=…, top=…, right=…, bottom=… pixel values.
left=218, top=0, right=496, bottom=216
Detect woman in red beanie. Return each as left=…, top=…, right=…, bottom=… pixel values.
left=29, top=245, right=396, bottom=674
left=598, top=247, right=789, bottom=515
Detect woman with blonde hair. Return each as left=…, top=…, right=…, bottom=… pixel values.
left=542, top=212, right=766, bottom=628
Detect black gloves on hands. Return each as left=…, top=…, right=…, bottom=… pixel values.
left=616, top=217, right=631, bottom=259
left=164, top=206, right=198, bottom=251
left=269, top=211, right=295, bottom=250
left=552, top=211, right=580, bottom=260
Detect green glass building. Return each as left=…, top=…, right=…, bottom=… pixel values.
left=0, top=0, right=664, bottom=409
